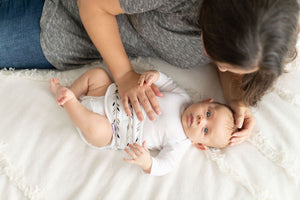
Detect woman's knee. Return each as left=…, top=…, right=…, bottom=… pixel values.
left=0, top=0, right=53, bottom=69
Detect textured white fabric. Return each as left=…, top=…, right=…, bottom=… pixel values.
left=0, top=55, right=300, bottom=199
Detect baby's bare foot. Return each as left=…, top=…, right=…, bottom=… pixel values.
left=50, top=77, right=61, bottom=94
left=50, top=78, right=75, bottom=105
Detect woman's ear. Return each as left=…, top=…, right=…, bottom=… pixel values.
left=201, top=98, right=213, bottom=103
left=217, top=65, right=228, bottom=72
left=193, top=143, right=207, bottom=151
left=201, top=33, right=209, bottom=58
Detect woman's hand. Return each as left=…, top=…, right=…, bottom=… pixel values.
left=123, top=141, right=152, bottom=173
left=229, top=101, right=256, bottom=146
left=116, top=70, right=162, bottom=121
left=217, top=69, right=255, bottom=145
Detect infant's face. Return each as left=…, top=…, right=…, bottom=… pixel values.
left=181, top=101, right=233, bottom=148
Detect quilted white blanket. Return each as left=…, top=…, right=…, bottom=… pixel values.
left=0, top=55, right=300, bottom=200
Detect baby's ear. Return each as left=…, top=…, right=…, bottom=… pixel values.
left=201, top=98, right=213, bottom=103
left=193, top=143, right=207, bottom=151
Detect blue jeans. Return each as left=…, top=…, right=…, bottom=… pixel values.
left=0, top=0, right=54, bottom=69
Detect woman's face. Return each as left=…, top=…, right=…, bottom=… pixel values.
left=201, top=34, right=259, bottom=74
left=215, top=62, right=259, bottom=74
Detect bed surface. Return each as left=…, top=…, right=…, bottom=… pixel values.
left=0, top=54, right=300, bottom=199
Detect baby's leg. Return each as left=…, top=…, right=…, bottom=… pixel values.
left=50, top=78, right=75, bottom=105
left=50, top=77, right=113, bottom=147
left=69, top=68, right=112, bottom=98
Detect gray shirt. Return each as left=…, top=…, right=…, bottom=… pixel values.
left=40, top=0, right=209, bottom=69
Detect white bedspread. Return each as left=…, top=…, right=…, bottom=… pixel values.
left=1, top=55, right=300, bottom=200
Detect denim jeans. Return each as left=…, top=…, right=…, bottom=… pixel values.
left=0, top=0, right=54, bottom=69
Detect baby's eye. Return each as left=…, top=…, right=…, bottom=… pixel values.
left=206, top=111, right=211, bottom=118
left=204, top=127, right=208, bottom=135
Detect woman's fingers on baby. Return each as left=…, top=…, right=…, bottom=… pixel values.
left=122, top=96, right=132, bottom=117
left=229, top=134, right=247, bottom=146
left=231, top=129, right=248, bottom=137
left=138, top=90, right=155, bottom=121
left=129, top=94, right=145, bottom=121
left=146, top=87, right=161, bottom=116
left=151, top=84, right=163, bottom=97
left=234, top=113, right=244, bottom=129
left=229, top=138, right=245, bottom=146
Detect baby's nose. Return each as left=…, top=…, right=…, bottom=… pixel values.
left=196, top=115, right=203, bottom=125
left=196, top=115, right=207, bottom=126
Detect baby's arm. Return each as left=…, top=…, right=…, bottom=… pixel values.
left=138, top=70, right=189, bottom=95
left=150, top=141, right=190, bottom=176
left=139, top=71, right=190, bottom=100
left=123, top=141, right=152, bottom=174
left=123, top=140, right=191, bottom=176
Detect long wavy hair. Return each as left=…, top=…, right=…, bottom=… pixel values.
left=198, top=0, right=299, bottom=106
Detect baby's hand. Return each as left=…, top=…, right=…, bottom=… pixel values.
left=123, top=141, right=152, bottom=173
left=138, top=70, right=160, bottom=87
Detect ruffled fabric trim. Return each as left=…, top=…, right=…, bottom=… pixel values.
left=0, top=68, right=56, bottom=81
left=273, top=86, right=300, bottom=107
left=0, top=141, right=41, bottom=200
left=284, top=62, right=300, bottom=72
left=205, top=131, right=300, bottom=199
left=205, top=148, right=272, bottom=200
left=248, top=131, right=299, bottom=186
left=276, top=53, right=300, bottom=107
left=0, top=67, right=84, bottom=87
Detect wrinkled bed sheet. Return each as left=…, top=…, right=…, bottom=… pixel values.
left=0, top=56, right=300, bottom=200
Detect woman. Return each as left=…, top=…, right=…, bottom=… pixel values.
left=1, top=0, right=299, bottom=145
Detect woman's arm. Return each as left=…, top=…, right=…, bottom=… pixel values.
left=77, top=0, right=161, bottom=121
left=217, top=68, right=256, bottom=145
left=78, top=0, right=129, bottom=80
left=217, top=69, right=243, bottom=105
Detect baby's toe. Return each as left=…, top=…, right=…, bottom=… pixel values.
left=50, top=78, right=61, bottom=93
left=51, top=77, right=60, bottom=84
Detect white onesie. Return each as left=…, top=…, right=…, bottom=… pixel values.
left=78, top=72, right=192, bottom=176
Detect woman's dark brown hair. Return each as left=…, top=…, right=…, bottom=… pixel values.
left=198, top=0, right=299, bottom=106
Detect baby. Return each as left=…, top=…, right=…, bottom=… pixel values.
left=50, top=68, right=236, bottom=176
